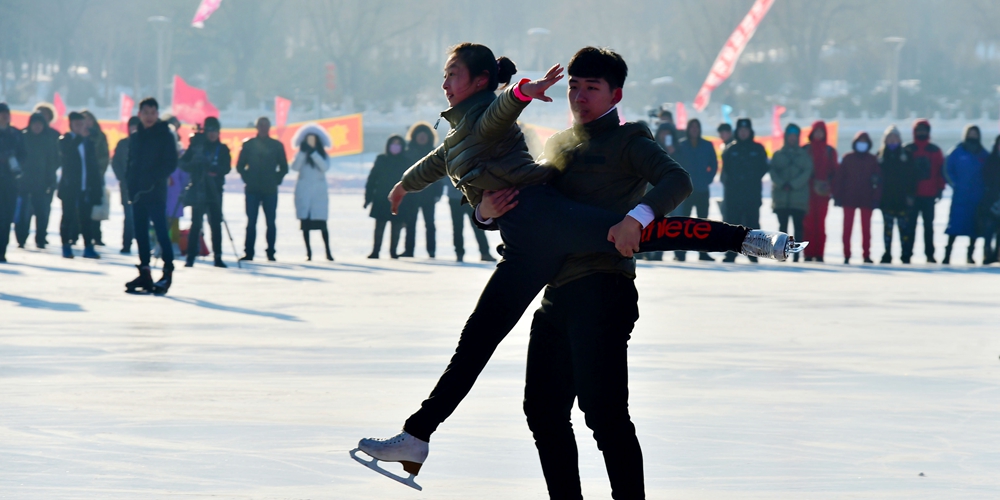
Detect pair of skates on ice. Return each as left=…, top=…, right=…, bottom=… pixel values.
left=124, top=263, right=174, bottom=296
left=352, top=229, right=807, bottom=490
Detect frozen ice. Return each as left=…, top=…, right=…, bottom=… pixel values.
left=2, top=188, right=999, bottom=499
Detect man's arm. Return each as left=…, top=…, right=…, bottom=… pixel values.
left=275, top=142, right=289, bottom=183
left=235, top=140, right=250, bottom=178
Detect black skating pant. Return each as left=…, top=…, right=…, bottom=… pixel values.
left=403, top=185, right=748, bottom=442
left=15, top=189, right=53, bottom=248
left=133, top=195, right=174, bottom=266
left=403, top=199, right=437, bottom=256
left=60, top=195, right=95, bottom=247
left=907, top=196, right=936, bottom=259
left=525, top=272, right=644, bottom=500
left=371, top=217, right=402, bottom=257
left=882, top=209, right=913, bottom=260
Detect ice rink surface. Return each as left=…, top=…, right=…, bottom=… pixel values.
left=2, top=189, right=999, bottom=499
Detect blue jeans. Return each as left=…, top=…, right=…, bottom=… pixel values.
left=245, top=191, right=277, bottom=258
left=132, top=196, right=173, bottom=266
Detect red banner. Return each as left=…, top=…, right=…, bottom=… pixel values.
left=119, top=93, right=134, bottom=131
left=172, top=75, right=220, bottom=125
left=692, top=0, right=775, bottom=111
left=675, top=102, right=688, bottom=128
left=771, top=104, right=786, bottom=142
left=191, top=0, right=222, bottom=28
left=53, top=92, right=66, bottom=119
left=274, top=96, right=291, bottom=130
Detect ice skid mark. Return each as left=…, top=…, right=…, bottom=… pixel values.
left=0, top=293, right=85, bottom=312
left=165, top=296, right=302, bottom=322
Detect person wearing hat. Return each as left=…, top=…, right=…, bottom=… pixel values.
left=179, top=116, right=231, bottom=267
left=58, top=111, right=103, bottom=259
left=768, top=123, right=813, bottom=262
left=903, top=119, right=945, bottom=262
left=112, top=116, right=142, bottom=254
left=15, top=112, right=61, bottom=250
left=720, top=118, right=769, bottom=263
left=0, top=102, right=27, bottom=262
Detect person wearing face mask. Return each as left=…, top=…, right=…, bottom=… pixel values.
left=291, top=125, right=334, bottom=262
left=877, top=125, right=918, bottom=264
left=903, top=120, right=945, bottom=262
left=802, top=120, right=838, bottom=262
left=399, top=123, right=445, bottom=258
left=835, top=132, right=881, bottom=264
left=942, top=125, right=988, bottom=264
left=364, top=135, right=409, bottom=259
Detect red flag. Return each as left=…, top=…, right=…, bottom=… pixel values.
left=274, top=96, right=291, bottom=129
left=53, top=92, right=66, bottom=118
left=692, top=0, right=775, bottom=111
left=675, top=102, right=688, bottom=128
left=119, top=93, right=135, bottom=123
left=171, top=75, right=219, bottom=125
left=191, top=0, right=222, bottom=28
left=771, top=105, right=787, bottom=141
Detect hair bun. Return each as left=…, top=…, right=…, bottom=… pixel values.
left=496, top=56, right=517, bottom=86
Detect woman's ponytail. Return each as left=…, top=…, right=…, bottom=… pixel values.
left=496, top=56, right=517, bottom=87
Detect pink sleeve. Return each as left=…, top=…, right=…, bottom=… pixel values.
left=512, top=78, right=532, bottom=102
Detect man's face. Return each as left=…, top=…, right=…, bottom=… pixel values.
left=568, top=76, right=621, bottom=124
left=687, top=122, right=701, bottom=141
left=785, top=132, right=800, bottom=147
left=139, top=105, right=159, bottom=128
left=0, top=111, right=9, bottom=129
left=256, top=118, right=271, bottom=137
left=719, top=130, right=733, bottom=143
left=207, top=130, right=220, bottom=142
left=737, top=127, right=751, bottom=141
left=30, top=121, right=44, bottom=134
left=70, top=119, right=86, bottom=136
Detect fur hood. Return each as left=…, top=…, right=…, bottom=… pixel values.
left=292, top=123, right=332, bottom=149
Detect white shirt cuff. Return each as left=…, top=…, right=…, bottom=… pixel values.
left=626, top=203, right=655, bottom=228
left=475, top=205, right=494, bottom=225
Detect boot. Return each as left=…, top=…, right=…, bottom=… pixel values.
left=740, top=230, right=806, bottom=262
left=863, top=257, right=874, bottom=264
left=153, top=262, right=174, bottom=296
left=673, top=251, right=686, bottom=262
left=481, top=253, right=496, bottom=262
left=125, top=265, right=154, bottom=294
left=83, top=246, right=100, bottom=259
left=321, top=229, right=334, bottom=261
left=456, top=251, right=464, bottom=263
left=214, top=255, right=227, bottom=268
left=303, top=230, right=312, bottom=261
left=62, top=244, right=74, bottom=259
left=698, top=252, right=715, bottom=262
left=880, top=252, right=892, bottom=264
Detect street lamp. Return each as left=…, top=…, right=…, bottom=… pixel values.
left=148, top=16, right=172, bottom=105
left=884, top=37, right=906, bottom=119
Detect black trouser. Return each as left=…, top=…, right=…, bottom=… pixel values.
left=723, top=202, right=760, bottom=261
left=245, top=191, right=277, bottom=258
left=403, top=199, right=438, bottom=257
left=371, top=217, right=402, bottom=257
left=403, top=185, right=748, bottom=442
left=0, top=185, right=16, bottom=258
left=122, top=200, right=135, bottom=252
left=525, top=273, right=643, bottom=500
left=674, top=190, right=711, bottom=260
left=132, top=195, right=173, bottom=267
left=15, top=188, right=52, bottom=247
left=449, top=197, right=490, bottom=259
left=188, top=200, right=223, bottom=262
left=774, top=208, right=804, bottom=262
left=60, top=195, right=95, bottom=247
left=907, top=196, right=936, bottom=259
left=881, top=209, right=913, bottom=260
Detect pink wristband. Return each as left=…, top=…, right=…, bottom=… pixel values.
left=512, top=78, right=532, bottom=102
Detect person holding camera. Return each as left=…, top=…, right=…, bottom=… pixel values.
left=180, top=117, right=231, bottom=268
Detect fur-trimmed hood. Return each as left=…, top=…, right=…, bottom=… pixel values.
left=292, top=123, right=332, bottom=149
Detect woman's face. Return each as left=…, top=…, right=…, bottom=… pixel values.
left=306, top=135, right=317, bottom=148
left=415, top=132, right=429, bottom=146
left=442, top=54, right=486, bottom=107
left=388, top=140, right=403, bottom=155
left=885, top=134, right=901, bottom=147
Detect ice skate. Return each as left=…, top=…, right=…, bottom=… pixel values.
left=740, top=230, right=807, bottom=262
left=350, top=431, right=427, bottom=491
left=152, top=262, right=174, bottom=296
left=125, top=265, right=154, bottom=294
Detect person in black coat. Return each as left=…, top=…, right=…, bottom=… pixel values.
left=58, top=112, right=104, bottom=259
left=877, top=125, right=918, bottom=264
left=720, top=118, right=769, bottom=262
left=112, top=116, right=141, bottom=254
left=0, top=102, right=27, bottom=262
left=15, top=113, right=60, bottom=250
left=236, top=116, right=288, bottom=261
left=180, top=117, right=231, bottom=268
left=365, top=135, right=409, bottom=258
left=399, top=122, right=443, bottom=258
left=980, top=135, right=1000, bottom=264
left=126, top=98, right=179, bottom=293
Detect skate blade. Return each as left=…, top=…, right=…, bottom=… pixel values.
left=789, top=241, right=809, bottom=253
left=350, top=448, right=422, bottom=491
left=125, top=288, right=152, bottom=295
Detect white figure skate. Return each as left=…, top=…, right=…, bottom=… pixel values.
left=350, top=431, right=428, bottom=491
left=741, top=230, right=808, bottom=261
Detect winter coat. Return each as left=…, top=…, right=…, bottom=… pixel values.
left=112, top=137, right=130, bottom=204
left=406, top=123, right=443, bottom=207
left=721, top=120, right=769, bottom=210
left=0, top=125, right=25, bottom=192
left=127, top=120, right=179, bottom=204
left=291, top=149, right=331, bottom=221
left=20, top=128, right=60, bottom=194
left=236, top=135, right=288, bottom=196
left=769, top=143, right=813, bottom=211
left=805, top=121, right=838, bottom=200
left=878, top=146, right=918, bottom=212
left=834, top=133, right=881, bottom=209
left=674, top=136, right=718, bottom=192
left=905, top=120, right=946, bottom=198
left=366, top=151, right=409, bottom=220
left=400, top=87, right=556, bottom=207
left=58, top=133, right=103, bottom=205
left=88, top=127, right=110, bottom=174
left=979, top=146, right=1000, bottom=229
left=179, top=133, right=232, bottom=207
left=944, top=142, right=988, bottom=236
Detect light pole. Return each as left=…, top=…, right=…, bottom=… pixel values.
left=884, top=37, right=906, bottom=119
left=148, top=16, right=171, bottom=105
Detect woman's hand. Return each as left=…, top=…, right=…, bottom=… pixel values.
left=519, top=64, right=564, bottom=103
left=388, top=182, right=408, bottom=215
left=479, top=188, right=519, bottom=219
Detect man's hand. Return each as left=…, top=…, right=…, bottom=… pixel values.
left=479, top=188, right=519, bottom=219
left=518, top=64, right=564, bottom=103
left=388, top=182, right=408, bottom=215
left=608, top=216, right=643, bottom=257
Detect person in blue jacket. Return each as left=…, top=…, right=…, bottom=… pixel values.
left=943, top=125, right=988, bottom=264
left=671, top=118, right=719, bottom=261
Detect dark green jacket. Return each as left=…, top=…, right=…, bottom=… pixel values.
left=769, top=144, right=813, bottom=211
left=236, top=135, right=288, bottom=196
left=543, top=109, right=693, bottom=286
left=400, top=87, right=556, bottom=206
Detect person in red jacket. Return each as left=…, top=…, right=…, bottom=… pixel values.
left=835, top=132, right=882, bottom=263
left=802, top=121, right=838, bottom=262
left=903, top=119, right=946, bottom=262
